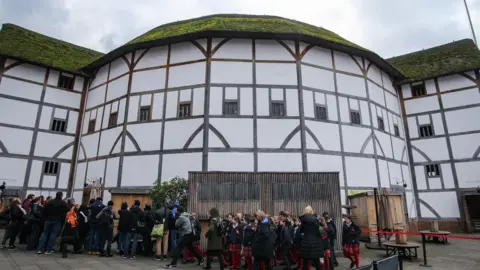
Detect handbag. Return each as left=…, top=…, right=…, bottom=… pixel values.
left=151, top=224, right=164, bottom=237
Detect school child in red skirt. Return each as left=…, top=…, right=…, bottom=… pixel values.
left=241, top=217, right=256, bottom=270
left=228, top=217, right=242, bottom=269
left=342, top=215, right=361, bottom=269
left=291, top=218, right=302, bottom=267
left=278, top=218, right=294, bottom=270
left=319, top=217, right=331, bottom=270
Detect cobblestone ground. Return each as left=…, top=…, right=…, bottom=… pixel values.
left=0, top=231, right=479, bottom=270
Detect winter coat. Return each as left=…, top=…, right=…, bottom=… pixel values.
left=228, top=224, right=242, bottom=244
left=126, top=205, right=143, bottom=231
left=292, top=225, right=302, bottom=247
left=9, top=204, right=25, bottom=222
left=88, top=200, right=105, bottom=227
left=252, top=218, right=274, bottom=259
left=27, top=204, right=44, bottom=226
left=117, top=209, right=130, bottom=232
left=43, top=198, right=68, bottom=222
left=342, top=221, right=361, bottom=245
left=166, top=208, right=177, bottom=230
left=242, top=224, right=255, bottom=247
left=326, top=219, right=337, bottom=240
left=175, top=212, right=193, bottom=237
left=279, top=223, right=293, bottom=248
left=191, top=218, right=202, bottom=241
left=206, top=217, right=223, bottom=251
left=78, top=210, right=89, bottom=237
left=299, top=214, right=324, bottom=259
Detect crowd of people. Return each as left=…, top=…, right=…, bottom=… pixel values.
left=0, top=193, right=362, bottom=269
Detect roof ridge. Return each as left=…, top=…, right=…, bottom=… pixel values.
left=1, top=23, right=104, bottom=56
left=387, top=38, right=475, bottom=60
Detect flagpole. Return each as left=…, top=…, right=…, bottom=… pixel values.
left=463, top=0, right=478, bottom=46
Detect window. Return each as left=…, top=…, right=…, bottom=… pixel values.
left=350, top=111, right=361, bottom=125
left=315, top=105, right=327, bottom=120
left=139, top=106, right=151, bottom=121
left=178, top=102, right=191, bottom=118
left=271, top=102, right=285, bottom=117
left=426, top=164, right=440, bottom=177
left=51, top=119, right=66, bottom=133
left=223, top=100, right=239, bottom=116
left=87, top=119, right=96, bottom=133
left=377, top=117, right=385, bottom=131
left=419, top=125, right=434, bottom=137
left=394, top=124, right=400, bottom=136
left=108, top=112, right=118, bottom=128
left=411, top=83, right=426, bottom=97
left=44, top=161, right=59, bottom=176
left=57, top=73, right=74, bottom=90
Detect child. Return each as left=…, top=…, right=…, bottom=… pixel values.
left=291, top=218, right=301, bottom=268
left=241, top=217, right=255, bottom=270
left=342, top=215, right=360, bottom=269
left=278, top=218, right=293, bottom=270
left=228, top=216, right=242, bottom=269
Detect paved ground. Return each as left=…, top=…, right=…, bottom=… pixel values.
left=0, top=231, right=479, bottom=270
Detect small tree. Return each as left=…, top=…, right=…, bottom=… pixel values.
left=149, top=176, right=189, bottom=209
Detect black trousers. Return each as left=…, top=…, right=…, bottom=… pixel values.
left=142, top=228, right=153, bottom=256
left=170, top=233, right=203, bottom=265
left=7, top=221, right=22, bottom=246
left=329, top=239, right=337, bottom=263
left=253, top=257, right=272, bottom=270
left=99, top=226, right=113, bottom=255
left=26, top=224, right=42, bottom=250
left=301, top=258, right=322, bottom=270
left=206, top=250, right=224, bottom=270
left=283, top=247, right=293, bottom=268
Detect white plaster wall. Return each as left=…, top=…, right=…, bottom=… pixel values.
left=106, top=76, right=128, bottom=102
left=367, top=65, right=383, bottom=86
left=404, top=96, right=439, bottom=115
left=414, top=166, right=427, bottom=190
left=86, top=85, right=106, bottom=109
left=450, top=133, right=480, bottom=159
left=44, top=87, right=81, bottom=108
left=388, top=162, right=403, bottom=186
left=0, top=157, right=28, bottom=187
left=359, top=100, right=370, bottom=126
left=455, top=161, right=480, bottom=188
left=345, top=156, right=378, bottom=187
left=39, top=106, right=53, bottom=130
left=192, top=88, right=205, bottom=116
left=307, top=154, right=343, bottom=186
left=431, top=113, right=444, bottom=135
left=336, top=73, right=366, bottom=97
left=170, top=41, right=205, bottom=64
left=163, top=119, right=204, bottom=150
left=98, top=127, right=122, bottom=156
left=286, top=89, right=299, bottom=117
left=407, top=117, right=418, bottom=138
left=302, top=46, right=332, bottom=68
left=126, top=122, right=162, bottom=151
left=378, top=159, right=390, bottom=188
left=134, top=46, right=168, bottom=70
left=0, top=126, right=33, bottom=155
left=90, top=64, right=110, bottom=88
left=41, top=175, right=56, bottom=188
left=338, top=97, right=350, bottom=123
left=302, top=65, right=334, bottom=91
left=209, top=118, right=253, bottom=148
left=212, top=39, right=252, bottom=59
left=256, top=88, right=269, bottom=116
left=161, top=153, right=202, bottom=180
left=47, top=70, right=60, bottom=86
left=209, top=87, right=223, bottom=115
left=391, top=137, right=406, bottom=161
left=424, top=80, right=436, bottom=95
left=4, top=63, right=46, bottom=83
left=257, top=119, right=299, bottom=148
left=0, top=98, right=39, bottom=127
left=303, top=90, right=315, bottom=118
left=240, top=87, right=253, bottom=115
left=385, top=91, right=400, bottom=114
left=255, top=40, right=294, bottom=61
left=169, top=62, right=206, bottom=88
left=445, top=106, right=480, bottom=133
left=401, top=84, right=412, bottom=99
left=132, top=69, right=166, bottom=93
left=0, top=77, right=42, bottom=101
left=109, top=57, right=130, bottom=79
left=405, top=191, right=417, bottom=218
left=74, top=76, right=85, bottom=92
left=211, top=61, right=252, bottom=84
left=368, top=82, right=385, bottom=106
left=58, top=163, right=71, bottom=189
left=440, top=164, right=455, bottom=189
left=258, top=153, right=303, bottom=172
left=28, top=160, right=43, bottom=188
left=441, top=88, right=480, bottom=109
left=411, top=138, right=449, bottom=162
left=67, top=111, right=78, bottom=134
left=341, top=125, right=371, bottom=153
left=86, top=159, right=105, bottom=183
left=74, top=162, right=86, bottom=189
left=256, top=63, right=297, bottom=85
left=208, top=152, right=254, bottom=171
left=375, top=131, right=393, bottom=158
left=34, top=133, right=73, bottom=157
left=438, top=73, right=476, bottom=91
left=305, top=121, right=340, bottom=151
left=419, top=192, right=459, bottom=218
left=104, top=157, right=119, bottom=187
left=152, top=93, right=164, bottom=120
left=127, top=96, right=139, bottom=122
left=121, top=155, right=159, bottom=186
left=333, top=52, right=363, bottom=75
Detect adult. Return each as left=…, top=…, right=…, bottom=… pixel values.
left=19, top=194, right=35, bottom=245
left=153, top=205, right=168, bottom=261
left=342, top=215, right=361, bottom=269
left=26, top=197, right=44, bottom=250
left=60, top=199, right=80, bottom=258
left=204, top=207, right=224, bottom=270
left=123, top=200, right=143, bottom=259
left=166, top=202, right=179, bottom=251
left=165, top=206, right=204, bottom=268
left=37, top=191, right=68, bottom=254
left=3, top=198, right=26, bottom=250
left=142, top=204, right=155, bottom=256
left=298, top=205, right=324, bottom=270
left=117, top=202, right=129, bottom=256
left=323, top=212, right=338, bottom=266
left=97, top=200, right=118, bottom=257
left=77, top=204, right=89, bottom=252
left=88, top=197, right=105, bottom=254
left=252, top=210, right=274, bottom=270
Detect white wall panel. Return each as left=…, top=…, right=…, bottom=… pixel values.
left=333, top=52, right=363, bottom=75
left=48, top=70, right=60, bottom=86
left=58, top=163, right=71, bottom=189
left=256, top=88, right=269, bottom=116
left=392, top=137, right=406, bottom=161
left=0, top=78, right=42, bottom=101
left=440, top=164, right=455, bottom=189
left=170, top=41, right=205, bottom=64
left=109, top=57, right=130, bottom=79
left=307, top=154, right=343, bottom=185
left=404, top=96, right=439, bottom=115
left=39, top=106, right=53, bottom=130
left=378, top=159, right=390, bottom=188
left=345, top=157, right=378, bottom=187
left=161, top=153, right=202, bottom=180
left=456, top=161, right=480, bottom=188
left=122, top=155, right=159, bottom=186
left=407, top=117, right=418, bottom=138
left=209, top=87, right=223, bottom=115
left=34, top=133, right=72, bottom=157
left=401, top=84, right=412, bottom=99
left=0, top=126, right=32, bottom=155
left=359, top=100, right=370, bottom=126
left=450, top=133, right=480, bottom=159
left=256, top=63, right=297, bottom=85
left=134, top=46, right=168, bottom=70
left=208, top=152, right=254, bottom=171
left=326, top=94, right=338, bottom=121
left=104, top=157, right=119, bottom=187
left=4, top=63, right=46, bottom=83
left=169, top=62, right=206, bottom=88
left=306, top=121, right=340, bottom=151
left=42, top=175, right=56, bottom=188
left=286, top=89, right=299, bottom=117
left=385, top=91, right=400, bottom=114
left=67, top=111, right=78, bottom=134
left=74, top=76, right=84, bottom=92
left=424, top=80, right=436, bottom=95
left=338, top=97, right=349, bottom=122
left=388, top=162, right=403, bottom=186
left=28, top=161, right=43, bottom=188
left=301, top=65, right=334, bottom=91
left=240, top=87, right=253, bottom=116
left=81, top=133, right=99, bottom=159
left=367, top=65, right=383, bottom=86
left=431, top=113, right=444, bottom=135
left=165, top=91, right=178, bottom=119
left=445, top=107, right=480, bottom=133
left=258, top=153, right=302, bottom=171
left=152, top=93, right=164, bottom=120
left=419, top=192, right=459, bottom=218
left=257, top=119, right=299, bottom=148
left=209, top=118, right=253, bottom=148
left=438, top=73, right=476, bottom=91
left=163, top=119, right=204, bottom=150
left=414, top=166, right=427, bottom=190
left=131, top=69, right=166, bottom=93
left=411, top=138, right=449, bottom=162
left=74, top=162, right=86, bottom=189
left=106, top=76, right=128, bottom=102
left=213, top=39, right=252, bottom=59
left=375, top=131, right=393, bottom=158
left=303, top=90, right=314, bottom=118
left=302, top=46, right=332, bottom=68
left=128, top=96, right=139, bottom=122
left=127, top=122, right=162, bottom=151
left=368, top=82, right=385, bottom=106
left=0, top=157, right=28, bottom=187
left=441, top=88, right=480, bottom=109
left=255, top=40, right=294, bottom=61
left=336, top=74, right=366, bottom=98
left=90, top=64, right=110, bottom=88
left=98, top=127, right=122, bottom=156
left=44, top=87, right=81, bottom=108
left=86, top=85, right=106, bottom=109
left=341, top=125, right=371, bottom=153
left=192, top=87, right=205, bottom=116
left=85, top=159, right=106, bottom=183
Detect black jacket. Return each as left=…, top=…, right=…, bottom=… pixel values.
left=342, top=221, right=361, bottom=245
left=126, top=205, right=143, bottom=231
left=242, top=224, right=255, bottom=247
left=43, top=198, right=68, bottom=222
left=299, top=214, right=324, bottom=259
left=292, top=225, right=302, bottom=247
left=326, top=219, right=337, bottom=241
left=252, top=218, right=274, bottom=259
left=9, top=205, right=25, bottom=222
left=88, top=200, right=105, bottom=227
left=166, top=208, right=176, bottom=230
left=279, top=223, right=293, bottom=248
left=28, top=204, right=44, bottom=226
left=117, top=209, right=130, bottom=232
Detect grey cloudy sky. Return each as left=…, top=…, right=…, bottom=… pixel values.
left=0, top=0, right=479, bottom=58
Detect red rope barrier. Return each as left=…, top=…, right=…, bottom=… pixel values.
left=361, top=229, right=480, bottom=240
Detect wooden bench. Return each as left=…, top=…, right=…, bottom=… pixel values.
left=419, top=230, right=450, bottom=244
left=382, top=242, right=420, bottom=261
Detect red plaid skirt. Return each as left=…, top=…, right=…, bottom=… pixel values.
left=229, top=243, right=241, bottom=252
left=343, top=244, right=360, bottom=255
left=242, top=246, right=252, bottom=257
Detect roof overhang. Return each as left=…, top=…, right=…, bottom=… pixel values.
left=0, top=54, right=92, bottom=77
left=83, top=30, right=405, bottom=80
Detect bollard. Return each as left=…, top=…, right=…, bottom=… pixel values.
left=419, top=233, right=431, bottom=267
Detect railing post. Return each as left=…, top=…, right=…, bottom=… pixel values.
left=419, top=233, right=431, bottom=267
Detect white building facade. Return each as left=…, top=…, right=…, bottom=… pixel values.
left=1, top=15, right=479, bottom=228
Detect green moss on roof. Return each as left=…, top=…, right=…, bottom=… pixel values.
left=387, top=39, right=480, bottom=81
left=126, top=14, right=366, bottom=51
left=0, top=23, right=104, bottom=72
